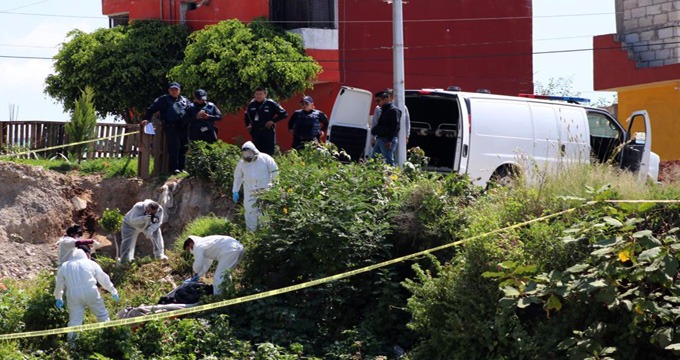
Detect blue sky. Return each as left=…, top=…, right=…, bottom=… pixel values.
left=0, top=0, right=616, bottom=121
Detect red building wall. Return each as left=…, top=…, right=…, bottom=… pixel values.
left=103, top=0, right=268, bottom=30
left=593, top=34, right=680, bottom=90
left=338, top=0, right=533, bottom=95
left=102, top=0, right=533, bottom=149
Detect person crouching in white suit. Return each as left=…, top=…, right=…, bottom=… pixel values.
left=120, top=199, right=167, bottom=263
left=54, top=249, right=119, bottom=340
left=183, top=235, right=245, bottom=295
left=232, top=141, right=278, bottom=231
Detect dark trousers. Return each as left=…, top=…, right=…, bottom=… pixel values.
left=189, top=127, right=217, bottom=144
left=164, top=125, right=189, bottom=172
left=292, top=136, right=317, bottom=150
left=251, top=128, right=276, bottom=155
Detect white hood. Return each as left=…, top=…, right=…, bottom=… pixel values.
left=71, top=248, right=88, bottom=261
left=242, top=141, right=260, bottom=155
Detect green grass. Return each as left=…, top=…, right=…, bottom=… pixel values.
left=2, top=156, right=141, bottom=178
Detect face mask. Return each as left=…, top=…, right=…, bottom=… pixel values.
left=242, top=149, right=256, bottom=162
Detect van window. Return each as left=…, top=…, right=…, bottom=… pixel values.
left=588, top=113, right=619, bottom=138
left=587, top=111, right=622, bottom=163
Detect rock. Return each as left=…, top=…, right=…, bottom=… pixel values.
left=71, top=196, right=88, bottom=211
left=9, top=233, right=24, bottom=243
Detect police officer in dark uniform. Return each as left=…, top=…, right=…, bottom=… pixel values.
left=370, top=89, right=401, bottom=165
left=288, top=95, right=328, bottom=150
left=244, top=86, right=288, bottom=156
left=186, top=89, right=222, bottom=143
left=142, top=82, right=191, bottom=173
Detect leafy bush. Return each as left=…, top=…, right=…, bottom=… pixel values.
left=20, top=273, right=69, bottom=352
left=100, top=207, right=124, bottom=259
left=75, top=327, right=134, bottom=360
left=0, top=279, right=28, bottom=335
left=230, top=145, right=478, bottom=356
left=185, top=140, right=241, bottom=192
left=487, top=203, right=680, bottom=359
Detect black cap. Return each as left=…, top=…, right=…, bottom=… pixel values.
left=66, top=225, right=82, bottom=237
left=375, top=90, right=390, bottom=98
left=169, top=82, right=181, bottom=89
left=194, top=89, right=208, bottom=100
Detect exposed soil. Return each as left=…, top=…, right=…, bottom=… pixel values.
left=0, top=161, right=233, bottom=280
left=659, top=160, right=680, bottom=183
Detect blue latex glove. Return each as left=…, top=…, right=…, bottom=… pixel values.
left=185, top=275, right=200, bottom=283
left=55, top=299, right=64, bottom=310
left=112, top=294, right=119, bottom=302
left=232, top=192, right=239, bottom=202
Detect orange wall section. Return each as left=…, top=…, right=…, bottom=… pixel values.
left=617, top=84, right=680, bottom=161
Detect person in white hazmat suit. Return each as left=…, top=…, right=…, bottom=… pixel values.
left=120, top=199, right=168, bottom=263
left=54, top=249, right=119, bottom=340
left=232, top=141, right=278, bottom=231
left=183, top=235, right=245, bottom=295
left=56, top=225, right=94, bottom=266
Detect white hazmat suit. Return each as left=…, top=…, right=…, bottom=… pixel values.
left=232, top=141, right=278, bottom=231
left=189, top=235, right=244, bottom=295
left=54, top=250, right=118, bottom=339
left=56, top=236, right=79, bottom=266
left=120, top=199, right=166, bottom=262
left=56, top=233, right=94, bottom=266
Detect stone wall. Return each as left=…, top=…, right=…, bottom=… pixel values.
left=616, top=0, right=680, bottom=67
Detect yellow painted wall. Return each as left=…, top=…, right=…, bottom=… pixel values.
left=617, top=83, right=680, bottom=160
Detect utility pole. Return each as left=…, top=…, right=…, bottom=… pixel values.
left=392, top=0, right=407, bottom=166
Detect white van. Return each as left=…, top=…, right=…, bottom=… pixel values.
left=327, top=86, right=660, bottom=187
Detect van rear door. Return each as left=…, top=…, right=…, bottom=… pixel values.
left=327, top=86, right=373, bottom=162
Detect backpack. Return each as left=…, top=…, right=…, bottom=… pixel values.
left=158, top=282, right=213, bottom=305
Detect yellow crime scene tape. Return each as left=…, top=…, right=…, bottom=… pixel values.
left=0, top=130, right=140, bottom=159
left=0, top=202, right=594, bottom=341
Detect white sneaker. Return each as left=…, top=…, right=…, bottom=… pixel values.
left=156, top=254, right=169, bottom=261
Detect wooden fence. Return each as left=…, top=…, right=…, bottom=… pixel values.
left=0, top=121, right=166, bottom=178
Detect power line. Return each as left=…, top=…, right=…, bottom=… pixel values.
left=0, top=11, right=105, bottom=20
left=279, top=42, right=679, bottom=63
left=0, top=10, right=616, bottom=23
left=0, top=54, right=53, bottom=60
left=0, top=43, right=56, bottom=49
left=0, top=0, right=49, bottom=14
left=0, top=34, right=595, bottom=52
left=1, top=41, right=672, bottom=62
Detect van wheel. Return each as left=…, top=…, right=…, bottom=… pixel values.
left=488, top=167, right=518, bottom=189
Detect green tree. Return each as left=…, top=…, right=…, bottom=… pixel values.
left=535, top=76, right=579, bottom=96
left=99, top=208, right=124, bottom=259
left=169, top=18, right=322, bottom=113
left=45, top=20, right=189, bottom=123
left=65, top=86, right=97, bottom=162
left=535, top=76, right=616, bottom=107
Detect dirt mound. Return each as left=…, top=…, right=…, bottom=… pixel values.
left=0, top=161, right=232, bottom=280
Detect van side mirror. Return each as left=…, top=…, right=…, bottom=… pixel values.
left=634, top=132, right=646, bottom=145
